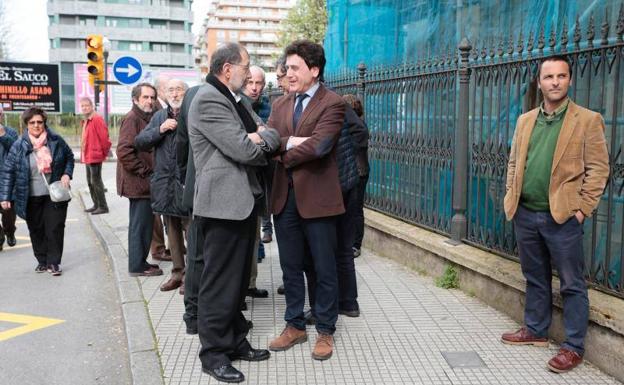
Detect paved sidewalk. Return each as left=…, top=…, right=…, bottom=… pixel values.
left=84, top=164, right=621, bottom=385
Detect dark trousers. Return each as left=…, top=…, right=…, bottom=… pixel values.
left=514, top=205, right=588, bottom=355
left=183, top=217, right=204, bottom=328
left=0, top=206, right=17, bottom=242
left=336, top=187, right=359, bottom=311
left=196, top=209, right=257, bottom=369
left=86, top=163, right=108, bottom=210
left=128, top=198, right=154, bottom=273
left=26, top=195, right=68, bottom=266
left=163, top=215, right=188, bottom=281
left=274, top=188, right=338, bottom=334
left=353, top=173, right=369, bottom=249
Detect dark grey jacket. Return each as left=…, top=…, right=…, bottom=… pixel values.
left=188, top=83, right=280, bottom=220
left=176, top=85, right=200, bottom=211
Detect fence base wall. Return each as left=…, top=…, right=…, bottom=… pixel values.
left=362, top=208, right=624, bottom=382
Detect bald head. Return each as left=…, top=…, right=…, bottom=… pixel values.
left=244, top=65, right=266, bottom=101
left=155, top=74, right=171, bottom=102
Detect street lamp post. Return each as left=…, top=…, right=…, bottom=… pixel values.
left=102, top=37, right=111, bottom=127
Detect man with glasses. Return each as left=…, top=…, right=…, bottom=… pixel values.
left=189, top=42, right=280, bottom=383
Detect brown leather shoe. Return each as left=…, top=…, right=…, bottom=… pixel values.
left=501, top=327, right=548, bottom=347
left=269, top=325, right=307, bottom=351
left=312, top=333, right=333, bottom=360
left=548, top=348, right=583, bottom=373
left=151, top=251, right=172, bottom=262
left=160, top=277, right=182, bottom=291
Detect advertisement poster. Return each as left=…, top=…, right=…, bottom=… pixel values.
left=74, top=64, right=201, bottom=114
left=0, top=61, right=61, bottom=113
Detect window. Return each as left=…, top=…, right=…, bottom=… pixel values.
left=170, top=43, right=184, bottom=53
left=106, top=17, right=142, bottom=28
left=129, top=42, right=143, bottom=51
left=60, top=39, right=77, bottom=48
left=151, top=43, right=167, bottom=52
left=59, top=15, right=74, bottom=25
left=170, top=21, right=184, bottom=30
left=112, top=40, right=143, bottom=51
left=78, top=16, right=97, bottom=26
left=150, top=19, right=167, bottom=29
left=49, top=39, right=58, bottom=49
left=230, top=31, right=238, bottom=39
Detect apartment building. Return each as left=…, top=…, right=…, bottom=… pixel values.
left=197, top=0, right=296, bottom=72
left=47, top=0, right=194, bottom=112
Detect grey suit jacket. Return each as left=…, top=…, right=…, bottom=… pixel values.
left=188, top=83, right=280, bottom=220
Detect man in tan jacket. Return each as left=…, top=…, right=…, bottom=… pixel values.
left=501, top=55, right=609, bottom=373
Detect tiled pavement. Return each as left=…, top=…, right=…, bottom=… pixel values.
left=86, top=167, right=621, bottom=385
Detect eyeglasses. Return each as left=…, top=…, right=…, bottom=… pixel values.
left=167, top=87, right=185, bottom=93
left=276, top=74, right=286, bottom=80
left=230, top=63, right=250, bottom=72
left=28, top=120, right=44, bottom=125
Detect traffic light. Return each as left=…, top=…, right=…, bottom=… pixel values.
left=86, top=34, right=104, bottom=93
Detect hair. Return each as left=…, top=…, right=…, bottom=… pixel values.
left=284, top=40, right=326, bottom=81
left=167, top=78, right=189, bottom=91
left=22, top=107, right=47, bottom=126
left=249, top=65, right=266, bottom=82
left=210, top=42, right=246, bottom=75
left=275, top=55, right=287, bottom=74
left=537, top=55, right=572, bottom=78
left=131, top=82, right=157, bottom=102
left=79, top=97, right=93, bottom=106
left=343, top=94, right=364, bottom=117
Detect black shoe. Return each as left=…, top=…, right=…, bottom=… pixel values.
left=84, top=206, right=97, bottom=213
left=91, top=207, right=109, bottom=215
left=277, top=284, right=285, bottom=295
left=241, top=301, right=248, bottom=311
left=186, top=324, right=198, bottom=335
left=247, top=288, right=268, bottom=298
left=353, top=247, right=361, bottom=258
left=231, top=348, right=270, bottom=362
left=202, top=364, right=244, bottom=383
left=339, top=308, right=360, bottom=317
left=247, top=320, right=253, bottom=329
left=304, top=309, right=316, bottom=325
left=35, top=263, right=47, bottom=273
left=6, top=234, right=16, bottom=247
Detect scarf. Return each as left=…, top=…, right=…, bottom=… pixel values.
left=206, top=74, right=257, bottom=133
left=29, top=130, right=52, bottom=173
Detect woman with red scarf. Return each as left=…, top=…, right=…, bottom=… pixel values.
left=0, top=107, right=75, bottom=276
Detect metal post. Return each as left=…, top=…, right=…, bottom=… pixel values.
left=448, top=37, right=472, bottom=245
left=103, top=50, right=109, bottom=126
left=357, top=62, right=366, bottom=108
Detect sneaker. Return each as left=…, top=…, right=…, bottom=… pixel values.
left=35, top=264, right=47, bottom=273
left=48, top=264, right=62, bottom=276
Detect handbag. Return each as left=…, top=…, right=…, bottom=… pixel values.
left=41, top=172, right=72, bottom=202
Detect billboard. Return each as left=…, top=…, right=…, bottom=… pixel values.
left=0, top=61, right=61, bottom=113
left=74, top=64, right=202, bottom=115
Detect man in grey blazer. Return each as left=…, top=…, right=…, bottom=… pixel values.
left=188, top=42, right=280, bottom=384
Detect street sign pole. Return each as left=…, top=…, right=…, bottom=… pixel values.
left=103, top=51, right=109, bottom=126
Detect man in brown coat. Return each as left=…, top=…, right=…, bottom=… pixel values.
left=267, top=40, right=345, bottom=361
left=116, top=82, right=163, bottom=277
left=501, top=56, right=609, bottom=373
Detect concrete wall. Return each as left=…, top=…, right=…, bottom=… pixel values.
left=363, top=208, right=624, bottom=382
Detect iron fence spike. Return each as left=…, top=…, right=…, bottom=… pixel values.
left=601, top=8, right=609, bottom=45
left=588, top=12, right=595, bottom=48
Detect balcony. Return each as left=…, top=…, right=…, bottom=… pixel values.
left=49, top=24, right=192, bottom=44
left=47, top=1, right=192, bottom=21
left=238, top=34, right=277, bottom=44
left=215, top=1, right=294, bottom=9
left=49, top=48, right=194, bottom=68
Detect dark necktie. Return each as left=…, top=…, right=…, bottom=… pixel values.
left=292, top=93, right=309, bottom=131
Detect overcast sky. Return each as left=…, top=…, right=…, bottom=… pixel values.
left=2, top=0, right=210, bottom=63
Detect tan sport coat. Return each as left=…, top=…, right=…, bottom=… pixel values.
left=504, top=100, right=609, bottom=224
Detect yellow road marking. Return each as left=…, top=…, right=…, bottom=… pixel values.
left=4, top=243, right=32, bottom=250
left=17, top=218, right=78, bottom=225
left=0, top=312, right=65, bottom=342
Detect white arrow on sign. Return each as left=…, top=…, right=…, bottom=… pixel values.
left=116, top=64, right=139, bottom=77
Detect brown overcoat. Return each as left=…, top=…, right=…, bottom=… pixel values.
left=268, top=84, right=346, bottom=218
left=116, top=104, right=154, bottom=199
left=504, top=100, right=609, bottom=224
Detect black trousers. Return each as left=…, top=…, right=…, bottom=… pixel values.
left=183, top=217, right=205, bottom=328
left=0, top=205, right=17, bottom=241
left=26, top=195, right=68, bottom=266
left=86, top=163, right=108, bottom=210
left=336, top=186, right=359, bottom=311
left=128, top=198, right=154, bottom=273
left=196, top=208, right=257, bottom=369
left=353, top=173, right=369, bottom=249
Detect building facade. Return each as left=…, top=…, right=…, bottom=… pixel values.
left=47, top=0, right=194, bottom=113
left=197, top=0, right=295, bottom=73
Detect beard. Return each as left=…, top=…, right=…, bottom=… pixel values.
left=169, top=99, right=182, bottom=109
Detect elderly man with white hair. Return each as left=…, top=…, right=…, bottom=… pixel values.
left=0, top=104, right=18, bottom=250
left=135, top=78, right=190, bottom=292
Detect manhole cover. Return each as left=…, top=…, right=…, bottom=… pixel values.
left=441, top=351, right=486, bottom=369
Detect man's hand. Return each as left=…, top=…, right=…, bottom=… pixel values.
left=257, top=125, right=267, bottom=132
left=289, top=136, right=309, bottom=147
left=159, top=118, right=177, bottom=133
left=1, top=201, right=11, bottom=210
left=575, top=210, right=585, bottom=224
left=60, top=174, right=71, bottom=189
left=0, top=125, right=5, bottom=137
left=248, top=132, right=263, bottom=144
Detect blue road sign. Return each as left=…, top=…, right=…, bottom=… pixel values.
left=113, top=56, right=143, bottom=85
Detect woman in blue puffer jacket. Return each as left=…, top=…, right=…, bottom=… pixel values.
left=0, top=107, right=74, bottom=276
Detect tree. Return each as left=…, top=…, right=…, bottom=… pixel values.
left=278, top=0, right=327, bottom=48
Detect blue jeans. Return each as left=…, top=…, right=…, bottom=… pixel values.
left=513, top=205, right=588, bottom=355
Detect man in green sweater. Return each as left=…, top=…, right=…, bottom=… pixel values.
left=502, top=56, right=609, bottom=373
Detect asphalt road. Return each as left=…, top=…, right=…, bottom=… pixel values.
left=0, top=163, right=131, bottom=385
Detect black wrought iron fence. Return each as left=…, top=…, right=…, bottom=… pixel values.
left=325, top=5, right=624, bottom=297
